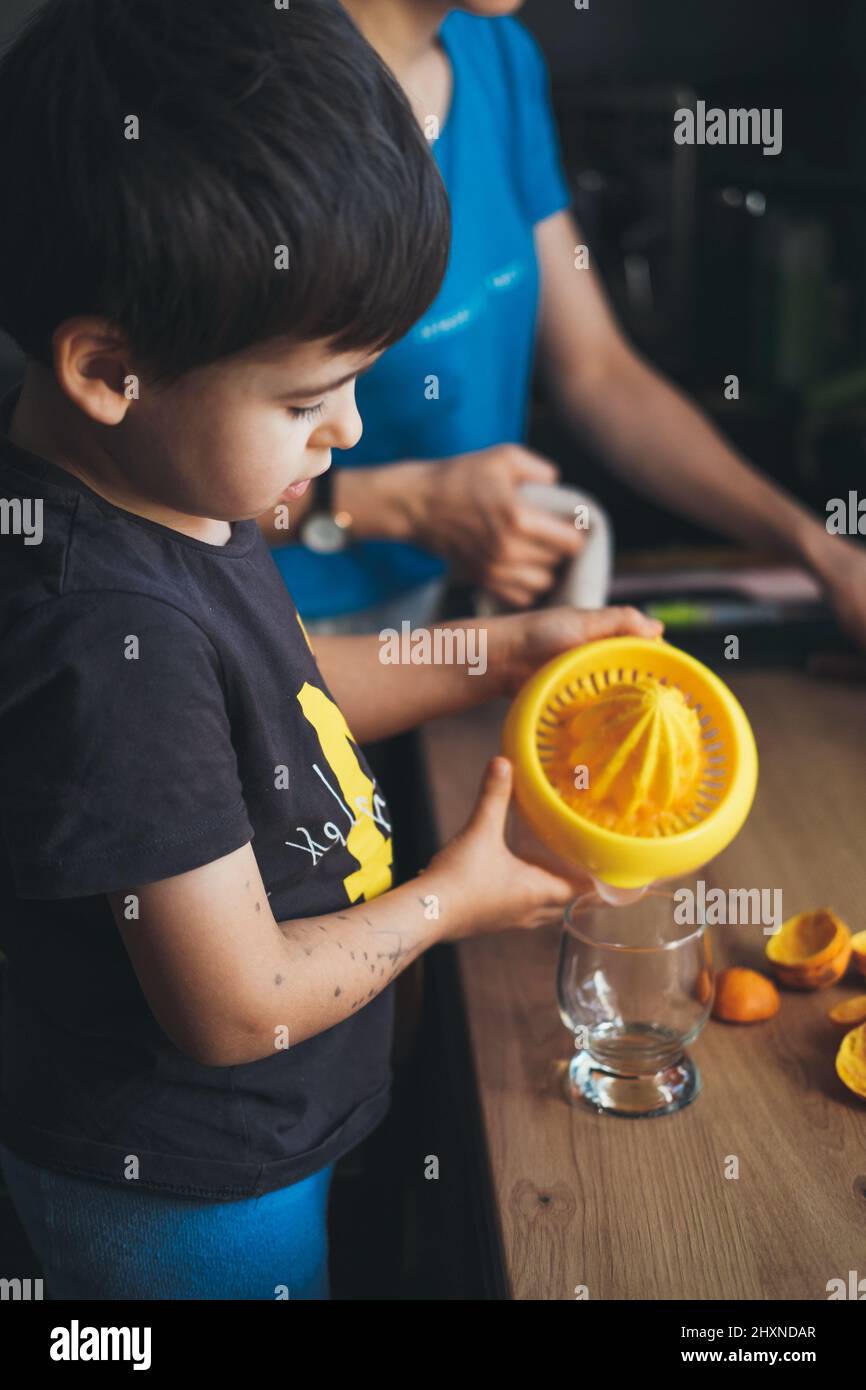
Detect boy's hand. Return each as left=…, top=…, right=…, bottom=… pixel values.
left=494, top=604, right=664, bottom=696
left=423, top=756, right=586, bottom=942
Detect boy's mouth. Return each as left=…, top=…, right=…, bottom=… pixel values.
left=281, top=459, right=331, bottom=502
left=282, top=477, right=313, bottom=500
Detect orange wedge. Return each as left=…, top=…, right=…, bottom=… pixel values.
left=828, top=996, right=866, bottom=1030
left=835, top=1022, right=866, bottom=1101
left=712, top=967, right=779, bottom=1023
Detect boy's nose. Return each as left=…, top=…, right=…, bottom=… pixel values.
left=328, top=396, right=363, bottom=452
left=316, top=384, right=363, bottom=452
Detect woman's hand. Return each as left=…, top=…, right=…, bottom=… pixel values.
left=271, top=446, right=584, bottom=607
left=795, top=531, right=866, bottom=680
left=813, top=536, right=866, bottom=655
left=493, top=604, right=664, bottom=696
left=393, top=446, right=585, bottom=605
left=423, top=757, right=583, bottom=942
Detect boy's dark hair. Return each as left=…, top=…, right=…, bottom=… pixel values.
left=0, top=0, right=450, bottom=380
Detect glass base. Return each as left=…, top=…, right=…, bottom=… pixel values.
left=566, top=1049, right=701, bottom=1117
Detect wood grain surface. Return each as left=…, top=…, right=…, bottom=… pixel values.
left=423, top=672, right=866, bottom=1300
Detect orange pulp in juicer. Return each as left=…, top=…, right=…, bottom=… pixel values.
left=543, top=676, right=707, bottom=838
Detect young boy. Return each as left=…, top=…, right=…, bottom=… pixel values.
left=0, top=0, right=660, bottom=1299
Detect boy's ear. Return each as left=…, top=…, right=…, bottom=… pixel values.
left=51, top=317, right=136, bottom=425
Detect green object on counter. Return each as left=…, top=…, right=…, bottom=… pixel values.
left=645, top=602, right=712, bottom=626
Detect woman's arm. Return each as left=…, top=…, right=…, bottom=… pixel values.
left=257, top=450, right=583, bottom=609
left=311, top=623, right=499, bottom=745
left=535, top=208, right=866, bottom=649
left=312, top=605, right=662, bottom=744
left=534, top=208, right=827, bottom=562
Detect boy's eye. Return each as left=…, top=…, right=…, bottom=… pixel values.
left=287, top=402, right=325, bottom=421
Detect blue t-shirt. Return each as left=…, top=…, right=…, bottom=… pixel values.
left=273, top=13, right=571, bottom=619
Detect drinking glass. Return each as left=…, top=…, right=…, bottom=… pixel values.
left=557, top=883, right=714, bottom=1117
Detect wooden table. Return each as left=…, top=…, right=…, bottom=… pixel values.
left=423, top=671, right=866, bottom=1300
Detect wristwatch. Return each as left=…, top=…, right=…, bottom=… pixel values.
left=299, top=467, right=354, bottom=554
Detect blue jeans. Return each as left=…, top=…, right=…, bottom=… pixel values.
left=0, top=1141, right=334, bottom=1300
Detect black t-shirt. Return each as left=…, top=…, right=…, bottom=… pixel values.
left=0, top=388, right=395, bottom=1200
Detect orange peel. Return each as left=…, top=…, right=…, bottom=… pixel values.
left=766, top=908, right=851, bottom=990
left=835, top=1022, right=866, bottom=1101
left=850, top=931, right=866, bottom=978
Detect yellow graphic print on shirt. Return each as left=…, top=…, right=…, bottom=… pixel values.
left=296, top=682, right=393, bottom=903
left=295, top=611, right=315, bottom=655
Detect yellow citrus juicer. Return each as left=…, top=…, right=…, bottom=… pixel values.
left=501, top=637, right=758, bottom=897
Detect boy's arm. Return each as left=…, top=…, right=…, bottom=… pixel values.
left=311, top=606, right=663, bottom=743
left=108, top=841, right=445, bottom=1067
left=107, top=760, right=578, bottom=1068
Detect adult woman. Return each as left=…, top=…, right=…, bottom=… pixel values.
left=262, top=0, right=866, bottom=649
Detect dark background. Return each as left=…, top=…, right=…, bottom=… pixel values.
left=516, top=0, right=866, bottom=554
left=1, top=0, right=863, bottom=557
